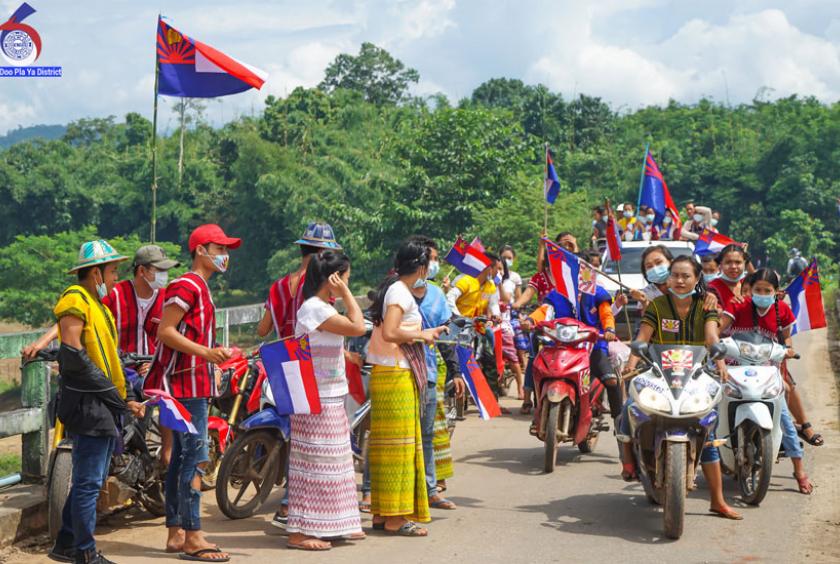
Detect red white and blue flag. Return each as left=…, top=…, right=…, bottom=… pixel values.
left=260, top=336, right=321, bottom=415
left=693, top=228, right=741, bottom=257
left=456, top=346, right=501, bottom=420
left=157, top=17, right=267, bottom=98
left=545, top=149, right=561, bottom=204
left=144, top=388, right=198, bottom=434
left=605, top=215, right=622, bottom=263
left=786, top=259, right=826, bottom=334
left=445, top=237, right=492, bottom=278
left=543, top=238, right=580, bottom=307
left=638, top=150, right=681, bottom=230
left=470, top=237, right=485, bottom=253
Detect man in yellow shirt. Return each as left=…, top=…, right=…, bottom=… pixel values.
left=445, top=253, right=501, bottom=319
left=50, top=239, right=144, bottom=564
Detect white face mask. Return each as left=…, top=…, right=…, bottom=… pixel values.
left=149, top=270, right=168, bottom=290
left=202, top=249, right=229, bottom=273
left=504, top=258, right=513, bottom=268
left=94, top=270, right=108, bottom=299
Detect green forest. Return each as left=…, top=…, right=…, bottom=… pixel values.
left=1, top=42, right=838, bottom=327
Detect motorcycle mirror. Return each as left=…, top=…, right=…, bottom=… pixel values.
left=710, top=342, right=727, bottom=361
left=630, top=341, right=650, bottom=361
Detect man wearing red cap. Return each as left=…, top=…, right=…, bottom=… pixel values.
left=145, top=224, right=240, bottom=562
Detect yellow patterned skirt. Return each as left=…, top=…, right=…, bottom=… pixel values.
left=433, top=370, right=454, bottom=481
left=369, top=364, right=430, bottom=522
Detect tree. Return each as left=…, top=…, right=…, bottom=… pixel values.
left=319, top=42, right=419, bottom=106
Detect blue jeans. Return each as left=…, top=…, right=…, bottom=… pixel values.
left=780, top=398, right=803, bottom=459
left=56, top=434, right=116, bottom=552
left=420, top=383, right=437, bottom=496
left=165, top=398, right=209, bottom=531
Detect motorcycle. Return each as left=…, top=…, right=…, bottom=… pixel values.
left=43, top=351, right=166, bottom=540
left=215, top=376, right=289, bottom=520
left=624, top=341, right=724, bottom=539
left=717, top=331, right=795, bottom=505
left=532, top=318, right=608, bottom=473
left=346, top=318, right=373, bottom=472
left=203, top=349, right=266, bottom=489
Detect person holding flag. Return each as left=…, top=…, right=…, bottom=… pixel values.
left=145, top=224, right=240, bottom=562
left=638, top=149, right=682, bottom=237
left=653, top=208, right=681, bottom=241
left=680, top=201, right=713, bottom=241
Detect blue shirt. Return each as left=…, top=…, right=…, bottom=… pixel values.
left=418, top=283, right=451, bottom=384
left=542, top=288, right=612, bottom=353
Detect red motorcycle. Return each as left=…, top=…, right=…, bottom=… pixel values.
left=203, top=348, right=266, bottom=489
left=532, top=317, right=608, bottom=472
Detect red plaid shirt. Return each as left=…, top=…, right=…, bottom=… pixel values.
left=145, top=272, right=217, bottom=399
left=265, top=272, right=306, bottom=338
left=102, top=280, right=163, bottom=355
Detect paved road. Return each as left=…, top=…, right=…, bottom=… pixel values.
left=5, top=330, right=839, bottom=564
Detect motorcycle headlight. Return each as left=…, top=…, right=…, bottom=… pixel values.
left=723, top=383, right=742, bottom=399
left=637, top=386, right=671, bottom=414
left=555, top=325, right=579, bottom=343
left=762, top=380, right=783, bottom=399
left=680, top=392, right=713, bottom=415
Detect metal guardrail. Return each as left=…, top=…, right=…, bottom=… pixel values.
left=0, top=303, right=265, bottom=484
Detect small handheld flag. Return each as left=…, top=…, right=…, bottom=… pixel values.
left=456, top=346, right=501, bottom=420
left=605, top=215, right=622, bottom=263
left=579, top=263, right=598, bottom=296
left=693, top=229, right=742, bottom=257
left=543, top=238, right=580, bottom=307
left=144, top=388, right=198, bottom=434
left=492, top=327, right=504, bottom=379
left=470, top=237, right=486, bottom=254
left=638, top=150, right=681, bottom=230
left=444, top=237, right=492, bottom=278
left=345, top=358, right=366, bottom=405
left=545, top=150, right=561, bottom=204
left=260, top=336, right=322, bottom=415
left=157, top=17, right=268, bottom=98
left=785, top=259, right=826, bottom=334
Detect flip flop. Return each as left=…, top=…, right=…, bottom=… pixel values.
left=386, top=521, right=428, bottom=537
left=709, top=507, right=743, bottom=521
left=429, top=497, right=457, bottom=510
left=179, top=548, right=231, bottom=562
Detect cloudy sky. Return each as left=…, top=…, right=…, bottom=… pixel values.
left=1, top=0, right=839, bottom=135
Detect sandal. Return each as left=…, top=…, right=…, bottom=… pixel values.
left=621, top=462, right=638, bottom=482
left=435, top=481, right=447, bottom=493
left=794, top=472, right=814, bottom=495
left=797, top=423, right=824, bottom=446
left=429, top=497, right=457, bottom=510
left=520, top=401, right=533, bottom=415
left=386, top=521, right=428, bottom=537
left=359, top=499, right=371, bottom=513
left=179, top=548, right=231, bottom=562
left=287, top=538, right=332, bottom=551
left=709, top=507, right=743, bottom=520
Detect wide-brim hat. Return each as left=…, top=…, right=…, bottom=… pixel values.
left=68, top=239, right=128, bottom=273
left=294, top=222, right=342, bottom=250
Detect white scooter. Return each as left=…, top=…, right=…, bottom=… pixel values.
left=717, top=331, right=794, bottom=505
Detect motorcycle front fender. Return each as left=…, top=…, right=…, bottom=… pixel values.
left=734, top=402, right=774, bottom=431
left=208, top=416, right=231, bottom=452
left=543, top=380, right=576, bottom=404
left=240, top=408, right=290, bottom=439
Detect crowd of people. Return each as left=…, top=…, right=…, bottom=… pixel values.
left=22, top=201, right=824, bottom=562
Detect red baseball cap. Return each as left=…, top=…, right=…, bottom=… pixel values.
left=188, top=224, right=242, bottom=253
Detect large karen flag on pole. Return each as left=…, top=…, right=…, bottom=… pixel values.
left=157, top=17, right=267, bottom=98
left=638, top=149, right=681, bottom=230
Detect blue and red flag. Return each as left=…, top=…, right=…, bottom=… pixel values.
left=543, top=238, right=580, bottom=308
left=157, top=17, right=267, bottom=98
left=445, top=237, right=492, bottom=277
left=786, top=259, right=826, bottom=334
left=260, top=336, right=321, bottom=415
left=638, top=150, right=681, bottom=230
left=693, top=228, right=742, bottom=257
left=605, top=214, right=622, bottom=263
left=144, top=388, right=198, bottom=434
left=456, top=346, right=501, bottom=420
left=545, top=149, right=561, bottom=204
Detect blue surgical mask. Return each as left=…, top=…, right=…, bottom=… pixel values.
left=693, top=213, right=704, bottom=223
left=149, top=270, right=168, bottom=290
left=662, top=216, right=672, bottom=226
left=703, top=272, right=719, bottom=283
left=623, top=211, right=633, bottom=219
left=646, top=264, right=670, bottom=284
left=646, top=214, right=655, bottom=223
left=711, top=218, right=719, bottom=227
left=504, top=258, right=513, bottom=269
left=96, top=282, right=108, bottom=299
left=752, top=294, right=775, bottom=309
left=669, top=287, right=696, bottom=300
left=427, top=260, right=440, bottom=280
left=720, top=271, right=745, bottom=283
left=412, top=277, right=427, bottom=289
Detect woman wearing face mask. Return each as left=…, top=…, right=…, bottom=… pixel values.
left=367, top=240, right=448, bottom=537
left=718, top=269, right=813, bottom=495
left=700, top=254, right=719, bottom=284
left=620, top=256, right=741, bottom=520
left=710, top=210, right=721, bottom=233
left=707, top=245, right=751, bottom=311
left=285, top=251, right=368, bottom=550
left=629, top=246, right=673, bottom=312
left=618, top=203, right=639, bottom=242
left=653, top=209, right=680, bottom=241
left=635, top=206, right=657, bottom=242
left=680, top=202, right=712, bottom=241
left=497, top=251, right=525, bottom=400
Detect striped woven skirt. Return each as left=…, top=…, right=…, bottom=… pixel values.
left=433, top=370, right=454, bottom=480
left=286, top=397, right=362, bottom=538
left=369, top=365, right=430, bottom=522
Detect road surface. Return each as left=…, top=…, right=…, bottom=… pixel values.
left=4, top=329, right=839, bottom=564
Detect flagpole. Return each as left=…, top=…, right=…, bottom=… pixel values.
left=636, top=141, right=649, bottom=211
left=604, top=197, right=634, bottom=339
left=543, top=236, right=632, bottom=291
left=543, top=142, right=549, bottom=233
left=150, top=19, right=160, bottom=244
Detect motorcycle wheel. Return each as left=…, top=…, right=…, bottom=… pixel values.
left=48, top=449, right=73, bottom=541
left=139, top=478, right=166, bottom=517
left=544, top=402, right=560, bottom=473
left=663, top=441, right=687, bottom=540
left=216, top=430, right=282, bottom=520
left=738, top=422, right=773, bottom=506
left=201, top=430, right=222, bottom=491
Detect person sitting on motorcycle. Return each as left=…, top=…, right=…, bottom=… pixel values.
left=620, top=256, right=742, bottom=520
left=719, top=268, right=813, bottom=494
left=628, top=245, right=718, bottom=315
left=49, top=239, right=146, bottom=564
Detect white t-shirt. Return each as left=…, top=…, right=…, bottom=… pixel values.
left=367, top=281, right=421, bottom=368
left=136, top=293, right=156, bottom=317
left=508, top=271, right=523, bottom=288
left=294, top=297, right=347, bottom=398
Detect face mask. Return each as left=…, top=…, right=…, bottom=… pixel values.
left=150, top=270, right=168, bottom=290
left=669, top=287, right=696, bottom=300
left=623, top=211, right=633, bottom=219
left=646, top=264, right=670, bottom=284
left=711, top=218, right=719, bottom=227
left=662, top=216, right=672, bottom=226
left=752, top=294, right=775, bottom=309
left=720, top=271, right=745, bottom=284
left=646, top=214, right=655, bottom=224
left=96, top=282, right=108, bottom=299
left=427, top=260, right=440, bottom=280
left=504, top=258, right=513, bottom=269
left=693, top=213, right=704, bottom=223
left=703, top=272, right=719, bottom=283
left=210, top=253, right=229, bottom=273
left=412, top=277, right=427, bottom=289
